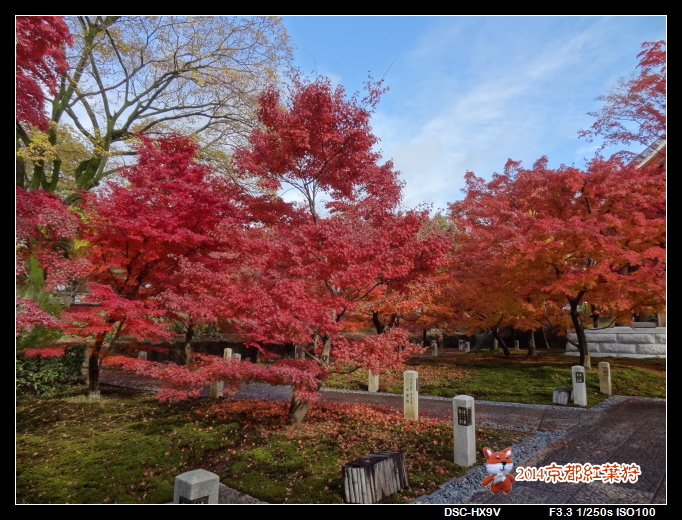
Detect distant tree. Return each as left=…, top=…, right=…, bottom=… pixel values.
left=579, top=40, right=666, bottom=153
left=16, top=16, right=293, bottom=197
left=449, top=155, right=665, bottom=368
left=231, top=77, right=446, bottom=422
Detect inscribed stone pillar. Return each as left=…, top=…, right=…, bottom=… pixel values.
left=598, top=362, right=612, bottom=396
left=368, top=370, right=380, bottom=393
left=453, top=395, right=476, bottom=467
left=572, top=365, right=587, bottom=406
left=403, top=371, right=419, bottom=421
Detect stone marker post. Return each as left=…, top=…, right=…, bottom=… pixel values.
left=368, top=370, right=380, bottom=393
left=138, top=351, right=147, bottom=361
left=598, top=362, right=612, bottom=396
left=208, top=381, right=223, bottom=399
left=208, top=348, right=231, bottom=400
left=233, top=353, right=241, bottom=361
left=464, top=341, right=470, bottom=353
left=572, top=365, right=588, bottom=406
left=173, top=469, right=219, bottom=504
left=431, top=339, right=438, bottom=357
left=403, top=370, right=419, bottom=421
left=458, top=339, right=464, bottom=351
left=514, top=340, right=520, bottom=350
left=453, top=395, right=476, bottom=467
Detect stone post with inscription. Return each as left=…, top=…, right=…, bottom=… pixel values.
left=572, top=365, right=587, bottom=406
left=368, top=370, right=380, bottom=393
left=598, top=362, right=612, bottom=396
left=453, top=395, right=476, bottom=467
left=403, top=371, right=419, bottom=421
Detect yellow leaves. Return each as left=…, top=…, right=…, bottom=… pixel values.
left=17, top=131, right=57, bottom=163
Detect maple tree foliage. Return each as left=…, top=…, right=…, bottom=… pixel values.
left=448, top=155, right=665, bottom=368
left=229, top=77, right=446, bottom=422
left=15, top=16, right=72, bottom=131
left=61, top=134, right=254, bottom=397
left=579, top=40, right=666, bottom=153
left=85, top=79, right=445, bottom=422
left=16, top=187, right=84, bottom=339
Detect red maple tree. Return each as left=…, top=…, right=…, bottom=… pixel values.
left=15, top=16, right=72, bottom=130
left=579, top=40, right=666, bottom=153
left=91, top=80, right=436, bottom=424
left=448, top=154, right=665, bottom=368
left=230, top=77, right=445, bottom=422
left=62, top=134, right=252, bottom=397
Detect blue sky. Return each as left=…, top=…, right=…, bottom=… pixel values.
left=281, top=16, right=666, bottom=212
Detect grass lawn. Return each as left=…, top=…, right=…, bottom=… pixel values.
left=325, top=349, right=667, bottom=406
left=16, top=349, right=665, bottom=504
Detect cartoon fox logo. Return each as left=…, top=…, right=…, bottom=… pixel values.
left=481, top=447, right=515, bottom=494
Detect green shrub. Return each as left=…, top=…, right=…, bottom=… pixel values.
left=16, top=344, right=86, bottom=396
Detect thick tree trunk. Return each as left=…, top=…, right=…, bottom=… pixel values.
left=491, top=327, right=511, bottom=356
left=320, top=334, right=332, bottom=364
left=372, top=311, right=399, bottom=335
left=88, top=332, right=105, bottom=399
left=527, top=329, right=538, bottom=358
left=567, top=293, right=591, bottom=369
left=372, top=311, right=386, bottom=334
left=87, top=318, right=123, bottom=399
left=288, top=395, right=311, bottom=425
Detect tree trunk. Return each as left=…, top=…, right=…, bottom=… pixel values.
left=372, top=311, right=386, bottom=334
left=288, top=395, right=311, bottom=425
left=320, top=334, right=332, bottom=364
left=527, top=329, right=538, bottom=358
left=491, top=327, right=511, bottom=356
left=371, top=311, right=399, bottom=335
left=88, top=332, right=105, bottom=399
left=184, top=322, right=195, bottom=366
left=567, top=293, right=591, bottom=369
left=540, top=326, right=551, bottom=349
left=87, top=318, right=123, bottom=399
